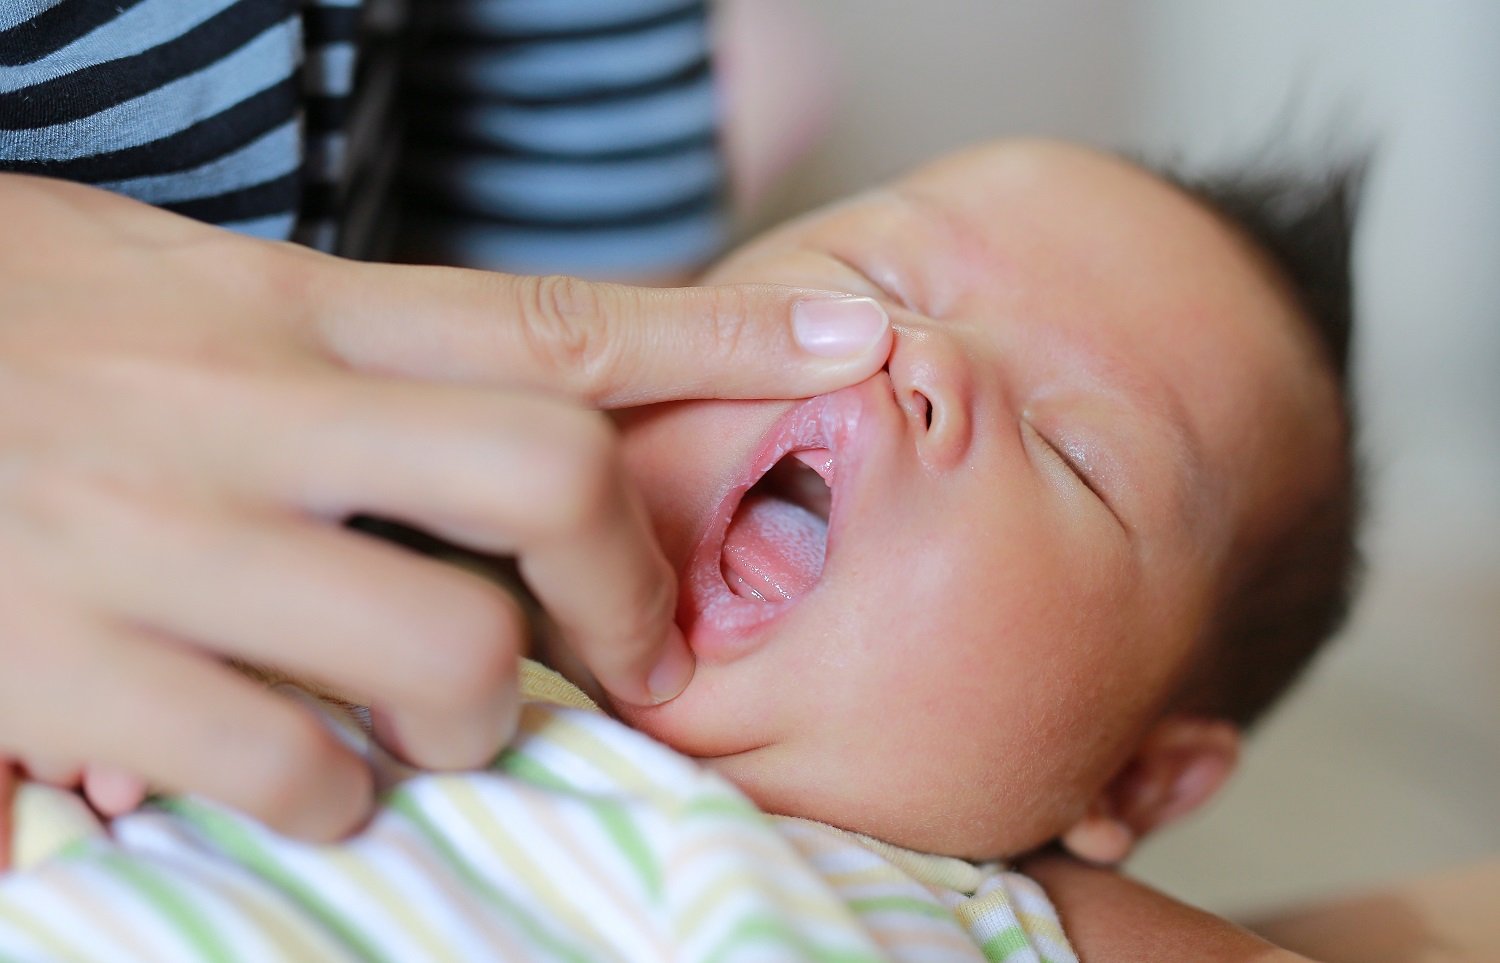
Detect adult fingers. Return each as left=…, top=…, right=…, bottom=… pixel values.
left=0, top=615, right=373, bottom=842
left=70, top=503, right=527, bottom=773
left=281, top=381, right=684, bottom=706
left=316, top=264, right=892, bottom=407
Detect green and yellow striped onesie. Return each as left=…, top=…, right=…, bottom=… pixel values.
left=3, top=663, right=1075, bottom=962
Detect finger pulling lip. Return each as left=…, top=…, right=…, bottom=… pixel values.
left=679, top=380, right=880, bottom=663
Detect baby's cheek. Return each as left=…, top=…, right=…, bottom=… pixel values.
left=819, top=573, right=1128, bottom=848
left=612, top=659, right=772, bottom=761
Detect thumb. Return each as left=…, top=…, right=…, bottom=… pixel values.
left=317, top=264, right=892, bottom=406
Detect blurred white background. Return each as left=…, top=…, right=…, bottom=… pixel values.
left=755, top=0, right=1500, bottom=915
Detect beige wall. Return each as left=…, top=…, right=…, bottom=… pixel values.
left=763, top=0, right=1500, bottom=915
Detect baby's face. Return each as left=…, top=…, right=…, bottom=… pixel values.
left=607, top=141, right=1341, bottom=859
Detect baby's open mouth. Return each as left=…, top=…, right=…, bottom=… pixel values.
left=680, top=384, right=870, bottom=659
left=720, top=449, right=833, bottom=602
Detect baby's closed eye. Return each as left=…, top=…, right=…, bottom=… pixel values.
left=1020, top=415, right=1127, bottom=532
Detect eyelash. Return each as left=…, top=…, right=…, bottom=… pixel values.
left=826, top=248, right=1125, bottom=530
left=1034, top=427, right=1084, bottom=483
left=1027, top=421, right=1121, bottom=521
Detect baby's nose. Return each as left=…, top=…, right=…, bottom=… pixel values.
left=887, top=323, right=973, bottom=471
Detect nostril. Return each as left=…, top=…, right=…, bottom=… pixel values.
left=906, top=390, right=934, bottom=430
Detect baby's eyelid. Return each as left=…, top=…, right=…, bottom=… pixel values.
left=1022, top=419, right=1080, bottom=482
left=1022, top=418, right=1125, bottom=528
left=822, top=250, right=911, bottom=311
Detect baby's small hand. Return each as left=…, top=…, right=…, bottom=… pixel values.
left=81, top=765, right=149, bottom=819
left=0, top=757, right=148, bottom=873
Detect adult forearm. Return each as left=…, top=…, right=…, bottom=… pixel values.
left=1026, top=854, right=1316, bottom=963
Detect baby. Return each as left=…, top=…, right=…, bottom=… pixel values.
left=2, top=139, right=1361, bottom=961
left=577, top=136, right=1362, bottom=862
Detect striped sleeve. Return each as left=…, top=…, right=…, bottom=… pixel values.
left=393, top=0, right=730, bottom=279
left=0, top=0, right=308, bottom=242
left=0, top=687, right=891, bottom=961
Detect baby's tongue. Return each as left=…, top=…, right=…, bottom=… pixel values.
left=721, top=492, right=828, bottom=602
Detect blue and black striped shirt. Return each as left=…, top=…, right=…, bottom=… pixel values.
left=0, top=0, right=726, bottom=276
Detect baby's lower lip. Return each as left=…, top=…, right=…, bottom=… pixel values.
left=678, top=384, right=871, bottom=663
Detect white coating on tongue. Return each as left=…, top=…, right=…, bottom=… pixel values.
left=721, top=493, right=828, bottom=601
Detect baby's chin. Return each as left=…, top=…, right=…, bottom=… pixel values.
left=662, top=734, right=1056, bottom=862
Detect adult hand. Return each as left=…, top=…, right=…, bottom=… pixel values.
left=0, top=175, right=891, bottom=845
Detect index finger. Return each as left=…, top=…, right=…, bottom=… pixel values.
left=314, top=264, right=892, bottom=407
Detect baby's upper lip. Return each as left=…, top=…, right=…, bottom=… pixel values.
left=703, top=396, right=844, bottom=572
left=713, top=375, right=895, bottom=537
left=678, top=377, right=893, bottom=627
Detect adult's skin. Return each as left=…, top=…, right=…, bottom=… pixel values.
left=1024, top=853, right=1317, bottom=962
left=0, top=174, right=891, bottom=854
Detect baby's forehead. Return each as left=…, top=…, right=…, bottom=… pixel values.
left=851, top=142, right=1290, bottom=346
left=899, top=139, right=1178, bottom=211
left=893, top=141, right=1254, bottom=277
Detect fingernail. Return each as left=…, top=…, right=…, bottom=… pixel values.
left=647, top=627, right=696, bottom=704
left=793, top=296, right=889, bottom=358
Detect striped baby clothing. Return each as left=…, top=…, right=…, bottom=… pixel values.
left=0, top=0, right=727, bottom=275
left=3, top=663, right=1076, bottom=962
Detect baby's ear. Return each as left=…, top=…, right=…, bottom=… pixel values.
left=1059, top=716, right=1239, bottom=866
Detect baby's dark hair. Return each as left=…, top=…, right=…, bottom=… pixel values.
left=1158, top=157, right=1367, bottom=729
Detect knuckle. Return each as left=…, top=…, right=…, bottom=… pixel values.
left=406, top=582, right=522, bottom=709
left=0, top=611, right=60, bottom=687
left=2, top=468, right=142, bottom=548
left=515, top=275, right=628, bottom=394
left=247, top=236, right=326, bottom=311
left=701, top=286, right=755, bottom=355
left=1, top=464, right=77, bottom=527
left=225, top=707, right=337, bottom=823
left=529, top=411, right=622, bottom=534
left=519, top=274, right=605, bottom=370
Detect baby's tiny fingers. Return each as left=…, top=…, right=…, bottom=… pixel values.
left=82, top=765, right=148, bottom=818
left=18, top=756, right=83, bottom=788
left=0, top=613, right=374, bottom=843
left=99, top=639, right=375, bottom=842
